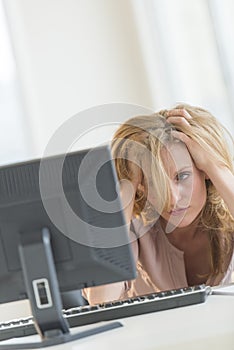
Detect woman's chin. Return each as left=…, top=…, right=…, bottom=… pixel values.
left=162, top=215, right=194, bottom=232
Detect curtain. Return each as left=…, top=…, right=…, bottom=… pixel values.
left=131, top=0, right=234, bottom=132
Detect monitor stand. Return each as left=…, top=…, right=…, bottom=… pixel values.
left=61, top=289, right=88, bottom=309
left=1, top=228, right=122, bottom=350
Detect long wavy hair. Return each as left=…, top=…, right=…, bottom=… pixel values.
left=111, top=103, right=234, bottom=277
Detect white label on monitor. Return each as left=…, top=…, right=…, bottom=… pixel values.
left=32, top=278, right=53, bottom=309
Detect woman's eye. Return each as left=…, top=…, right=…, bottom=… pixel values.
left=176, top=172, right=190, bottom=181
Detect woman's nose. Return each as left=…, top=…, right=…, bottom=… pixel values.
left=169, top=182, right=181, bottom=207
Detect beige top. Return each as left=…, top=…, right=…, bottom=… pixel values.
left=122, top=217, right=234, bottom=299
left=83, top=217, right=234, bottom=302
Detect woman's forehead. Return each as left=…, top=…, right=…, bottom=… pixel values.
left=160, top=142, right=193, bottom=173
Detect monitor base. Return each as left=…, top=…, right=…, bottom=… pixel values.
left=0, top=321, right=123, bottom=349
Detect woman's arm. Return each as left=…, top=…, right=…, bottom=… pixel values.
left=205, top=164, right=234, bottom=218
left=82, top=282, right=127, bottom=305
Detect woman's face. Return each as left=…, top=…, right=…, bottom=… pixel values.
left=147, top=142, right=207, bottom=229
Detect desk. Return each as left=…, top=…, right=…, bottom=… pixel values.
left=1, top=285, right=234, bottom=350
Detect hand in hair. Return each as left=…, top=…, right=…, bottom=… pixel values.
left=166, top=108, right=213, bottom=175
left=166, top=108, right=234, bottom=218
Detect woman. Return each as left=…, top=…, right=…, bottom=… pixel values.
left=83, top=104, right=234, bottom=305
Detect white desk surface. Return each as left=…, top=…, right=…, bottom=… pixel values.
left=1, top=285, right=234, bottom=350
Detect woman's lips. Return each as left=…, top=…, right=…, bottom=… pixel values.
left=169, top=207, right=189, bottom=216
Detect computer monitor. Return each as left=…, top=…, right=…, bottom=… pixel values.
left=0, top=145, right=136, bottom=348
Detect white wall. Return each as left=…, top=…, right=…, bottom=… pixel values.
left=5, top=0, right=153, bottom=157
left=5, top=0, right=234, bottom=159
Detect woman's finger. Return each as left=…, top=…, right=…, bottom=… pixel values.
left=166, top=116, right=191, bottom=128
left=171, top=130, right=191, bottom=146
left=167, top=108, right=192, bottom=120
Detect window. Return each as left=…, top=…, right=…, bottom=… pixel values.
left=132, top=0, right=234, bottom=132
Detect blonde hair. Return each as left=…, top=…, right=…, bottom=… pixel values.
left=111, top=103, right=234, bottom=277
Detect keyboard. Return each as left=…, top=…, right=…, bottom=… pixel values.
left=0, top=284, right=211, bottom=341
